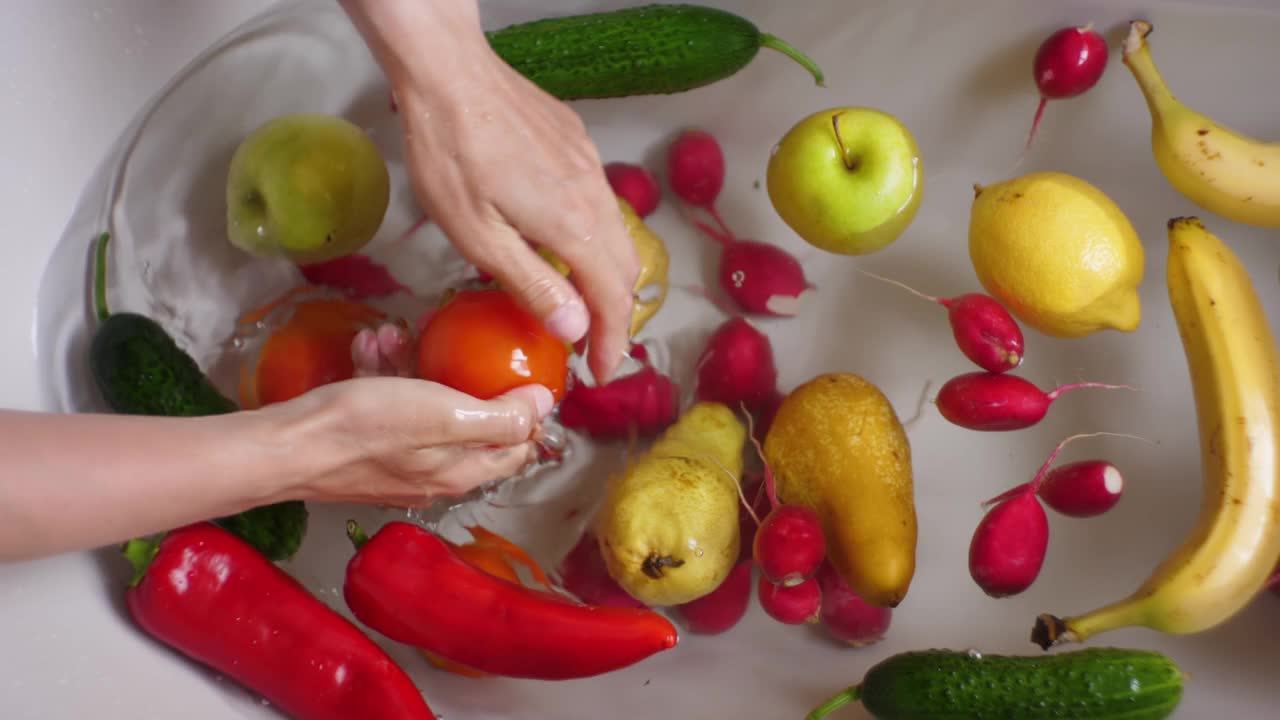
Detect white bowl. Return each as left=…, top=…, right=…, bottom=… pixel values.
left=28, top=0, right=1280, bottom=717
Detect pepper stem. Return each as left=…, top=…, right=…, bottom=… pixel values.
left=806, top=685, right=862, bottom=720
left=346, top=519, right=370, bottom=550
left=122, top=536, right=160, bottom=588
left=758, top=33, right=826, bottom=87
left=93, top=232, right=111, bottom=321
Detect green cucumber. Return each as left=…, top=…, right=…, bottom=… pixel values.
left=485, top=4, right=824, bottom=100
left=88, top=233, right=307, bottom=562
left=807, top=647, right=1184, bottom=720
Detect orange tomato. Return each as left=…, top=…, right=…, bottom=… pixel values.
left=238, top=287, right=385, bottom=409
left=421, top=526, right=554, bottom=679
left=415, top=289, right=569, bottom=401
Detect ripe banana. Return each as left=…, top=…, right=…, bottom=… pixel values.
left=1031, top=217, right=1280, bottom=650
left=1122, top=20, right=1280, bottom=228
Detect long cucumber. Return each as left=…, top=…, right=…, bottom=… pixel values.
left=486, top=4, right=824, bottom=100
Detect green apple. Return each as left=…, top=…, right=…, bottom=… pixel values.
left=766, top=107, right=923, bottom=256
left=226, top=112, right=390, bottom=265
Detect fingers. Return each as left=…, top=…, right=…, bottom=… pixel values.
left=436, top=383, right=555, bottom=447
left=431, top=442, right=538, bottom=498
left=497, top=170, right=638, bottom=384
left=466, top=221, right=591, bottom=344
left=351, top=323, right=416, bottom=378
left=351, top=329, right=382, bottom=378
left=376, top=323, right=415, bottom=377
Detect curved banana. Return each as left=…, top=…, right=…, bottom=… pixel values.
left=1032, top=217, right=1280, bottom=650
left=1122, top=20, right=1280, bottom=228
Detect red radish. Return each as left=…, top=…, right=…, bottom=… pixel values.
left=753, top=505, right=826, bottom=587
left=983, top=431, right=1139, bottom=517
left=815, top=561, right=892, bottom=647
left=297, top=254, right=410, bottom=299
left=758, top=575, right=821, bottom=624
left=558, top=366, right=678, bottom=440
left=605, top=162, right=660, bottom=217
left=969, top=432, right=1123, bottom=597
left=557, top=532, right=647, bottom=610
left=1023, top=24, right=1109, bottom=156
left=694, top=317, right=779, bottom=412
left=935, top=372, right=1132, bottom=431
left=1036, top=460, right=1124, bottom=517
left=674, top=559, right=753, bottom=635
left=969, top=491, right=1049, bottom=598
left=667, top=128, right=725, bottom=209
left=857, top=269, right=1023, bottom=373
left=690, top=217, right=813, bottom=317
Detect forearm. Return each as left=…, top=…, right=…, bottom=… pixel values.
left=339, top=0, right=487, bottom=91
left=0, top=409, right=310, bottom=562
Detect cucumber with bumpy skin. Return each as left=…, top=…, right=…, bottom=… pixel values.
left=807, top=647, right=1184, bottom=720
left=87, top=233, right=308, bottom=562
left=485, top=4, right=824, bottom=100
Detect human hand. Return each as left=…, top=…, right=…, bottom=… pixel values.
left=340, top=0, right=640, bottom=384
left=266, top=365, right=552, bottom=507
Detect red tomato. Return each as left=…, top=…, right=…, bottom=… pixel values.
left=239, top=289, right=385, bottom=409
left=416, top=289, right=569, bottom=401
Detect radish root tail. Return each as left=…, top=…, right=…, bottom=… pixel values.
left=1045, top=381, right=1139, bottom=401
left=854, top=267, right=942, bottom=305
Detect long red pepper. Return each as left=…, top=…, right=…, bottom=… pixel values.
left=343, top=520, right=680, bottom=680
left=124, top=522, right=433, bottom=720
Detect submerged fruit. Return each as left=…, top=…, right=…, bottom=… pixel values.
left=763, top=373, right=916, bottom=608
left=237, top=287, right=386, bottom=409
left=226, top=113, right=390, bottom=265
left=968, top=171, right=1144, bottom=337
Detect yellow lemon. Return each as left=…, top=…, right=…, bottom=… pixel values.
left=968, top=171, right=1144, bottom=338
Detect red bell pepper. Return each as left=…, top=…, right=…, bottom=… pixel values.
left=343, top=520, right=680, bottom=680
left=124, top=522, right=433, bottom=720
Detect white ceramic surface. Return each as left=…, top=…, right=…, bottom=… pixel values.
left=7, top=0, right=1280, bottom=718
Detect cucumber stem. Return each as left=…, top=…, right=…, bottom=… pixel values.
left=93, top=232, right=111, bottom=321
left=806, top=685, right=861, bottom=720
left=759, top=34, right=826, bottom=87
left=122, top=536, right=161, bottom=588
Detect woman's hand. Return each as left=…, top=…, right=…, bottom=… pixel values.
left=340, top=0, right=640, bottom=384
left=270, top=373, right=551, bottom=506
left=0, top=373, right=549, bottom=561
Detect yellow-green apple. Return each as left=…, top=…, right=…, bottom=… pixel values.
left=226, top=113, right=390, bottom=265
left=766, top=107, right=923, bottom=256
